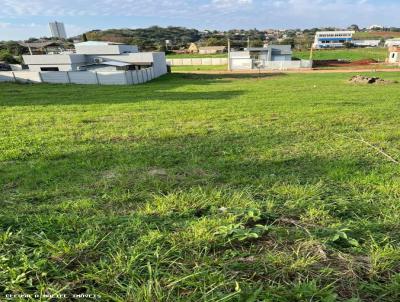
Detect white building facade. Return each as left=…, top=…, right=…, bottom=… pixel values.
left=313, top=31, right=354, bottom=49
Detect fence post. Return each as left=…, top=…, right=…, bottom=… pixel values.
left=141, top=70, right=145, bottom=83
left=145, top=69, right=150, bottom=81
left=95, top=72, right=100, bottom=85
left=66, top=71, right=71, bottom=84
left=124, top=71, right=129, bottom=85
left=11, top=72, right=17, bottom=82
left=38, top=72, right=43, bottom=83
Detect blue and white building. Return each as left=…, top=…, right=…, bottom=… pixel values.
left=313, top=31, right=355, bottom=49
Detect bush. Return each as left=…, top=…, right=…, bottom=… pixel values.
left=0, top=51, right=18, bottom=64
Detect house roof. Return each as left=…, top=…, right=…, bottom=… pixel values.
left=75, top=41, right=124, bottom=46
left=18, top=41, right=61, bottom=48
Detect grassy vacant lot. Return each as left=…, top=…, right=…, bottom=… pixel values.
left=293, top=48, right=388, bottom=62
left=1, top=72, right=400, bottom=301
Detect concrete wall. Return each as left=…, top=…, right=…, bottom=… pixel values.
left=230, top=58, right=312, bottom=70
left=152, top=53, right=168, bottom=76
left=23, top=54, right=86, bottom=65
left=0, top=67, right=161, bottom=86
left=69, top=72, right=98, bottom=84
left=167, top=58, right=228, bottom=66
left=230, top=58, right=252, bottom=70
left=9, top=64, right=23, bottom=71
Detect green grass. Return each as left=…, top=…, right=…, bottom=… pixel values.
left=166, top=53, right=228, bottom=59
left=294, top=48, right=389, bottom=62
left=172, top=65, right=228, bottom=72
left=2, top=72, right=400, bottom=301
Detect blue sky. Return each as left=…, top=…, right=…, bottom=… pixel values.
left=1, top=0, right=399, bottom=40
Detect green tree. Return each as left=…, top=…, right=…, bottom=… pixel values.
left=0, top=51, right=18, bottom=63
left=205, top=37, right=221, bottom=46
left=250, top=39, right=264, bottom=47
left=348, top=24, right=360, bottom=31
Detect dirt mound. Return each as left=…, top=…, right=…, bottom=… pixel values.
left=348, top=75, right=398, bottom=84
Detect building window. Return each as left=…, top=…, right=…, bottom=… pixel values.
left=40, top=67, right=59, bottom=71
left=392, top=53, right=396, bottom=58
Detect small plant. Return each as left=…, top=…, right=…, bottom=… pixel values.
left=215, top=223, right=269, bottom=242
left=328, top=228, right=360, bottom=248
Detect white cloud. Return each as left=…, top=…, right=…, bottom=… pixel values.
left=212, top=0, right=253, bottom=7
left=1, top=0, right=194, bottom=17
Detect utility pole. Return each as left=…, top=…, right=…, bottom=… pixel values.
left=228, top=38, right=231, bottom=72
left=247, top=36, right=250, bottom=49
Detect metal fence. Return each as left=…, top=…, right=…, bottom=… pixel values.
left=0, top=67, right=161, bottom=85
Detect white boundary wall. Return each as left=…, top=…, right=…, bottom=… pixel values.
left=230, top=59, right=312, bottom=70
left=0, top=67, right=163, bottom=85
left=167, top=58, right=228, bottom=66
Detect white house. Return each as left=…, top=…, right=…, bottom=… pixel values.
left=23, top=41, right=167, bottom=78
left=229, top=45, right=311, bottom=70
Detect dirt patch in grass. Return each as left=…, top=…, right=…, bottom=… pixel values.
left=348, top=75, right=398, bottom=84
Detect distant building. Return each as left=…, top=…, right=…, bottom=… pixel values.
left=188, top=43, right=199, bottom=53
left=385, top=38, right=400, bottom=48
left=352, top=40, right=381, bottom=47
left=198, top=46, right=226, bottom=54
left=313, top=31, right=354, bottom=49
left=22, top=41, right=167, bottom=77
left=368, top=25, right=385, bottom=31
left=49, top=21, right=67, bottom=39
